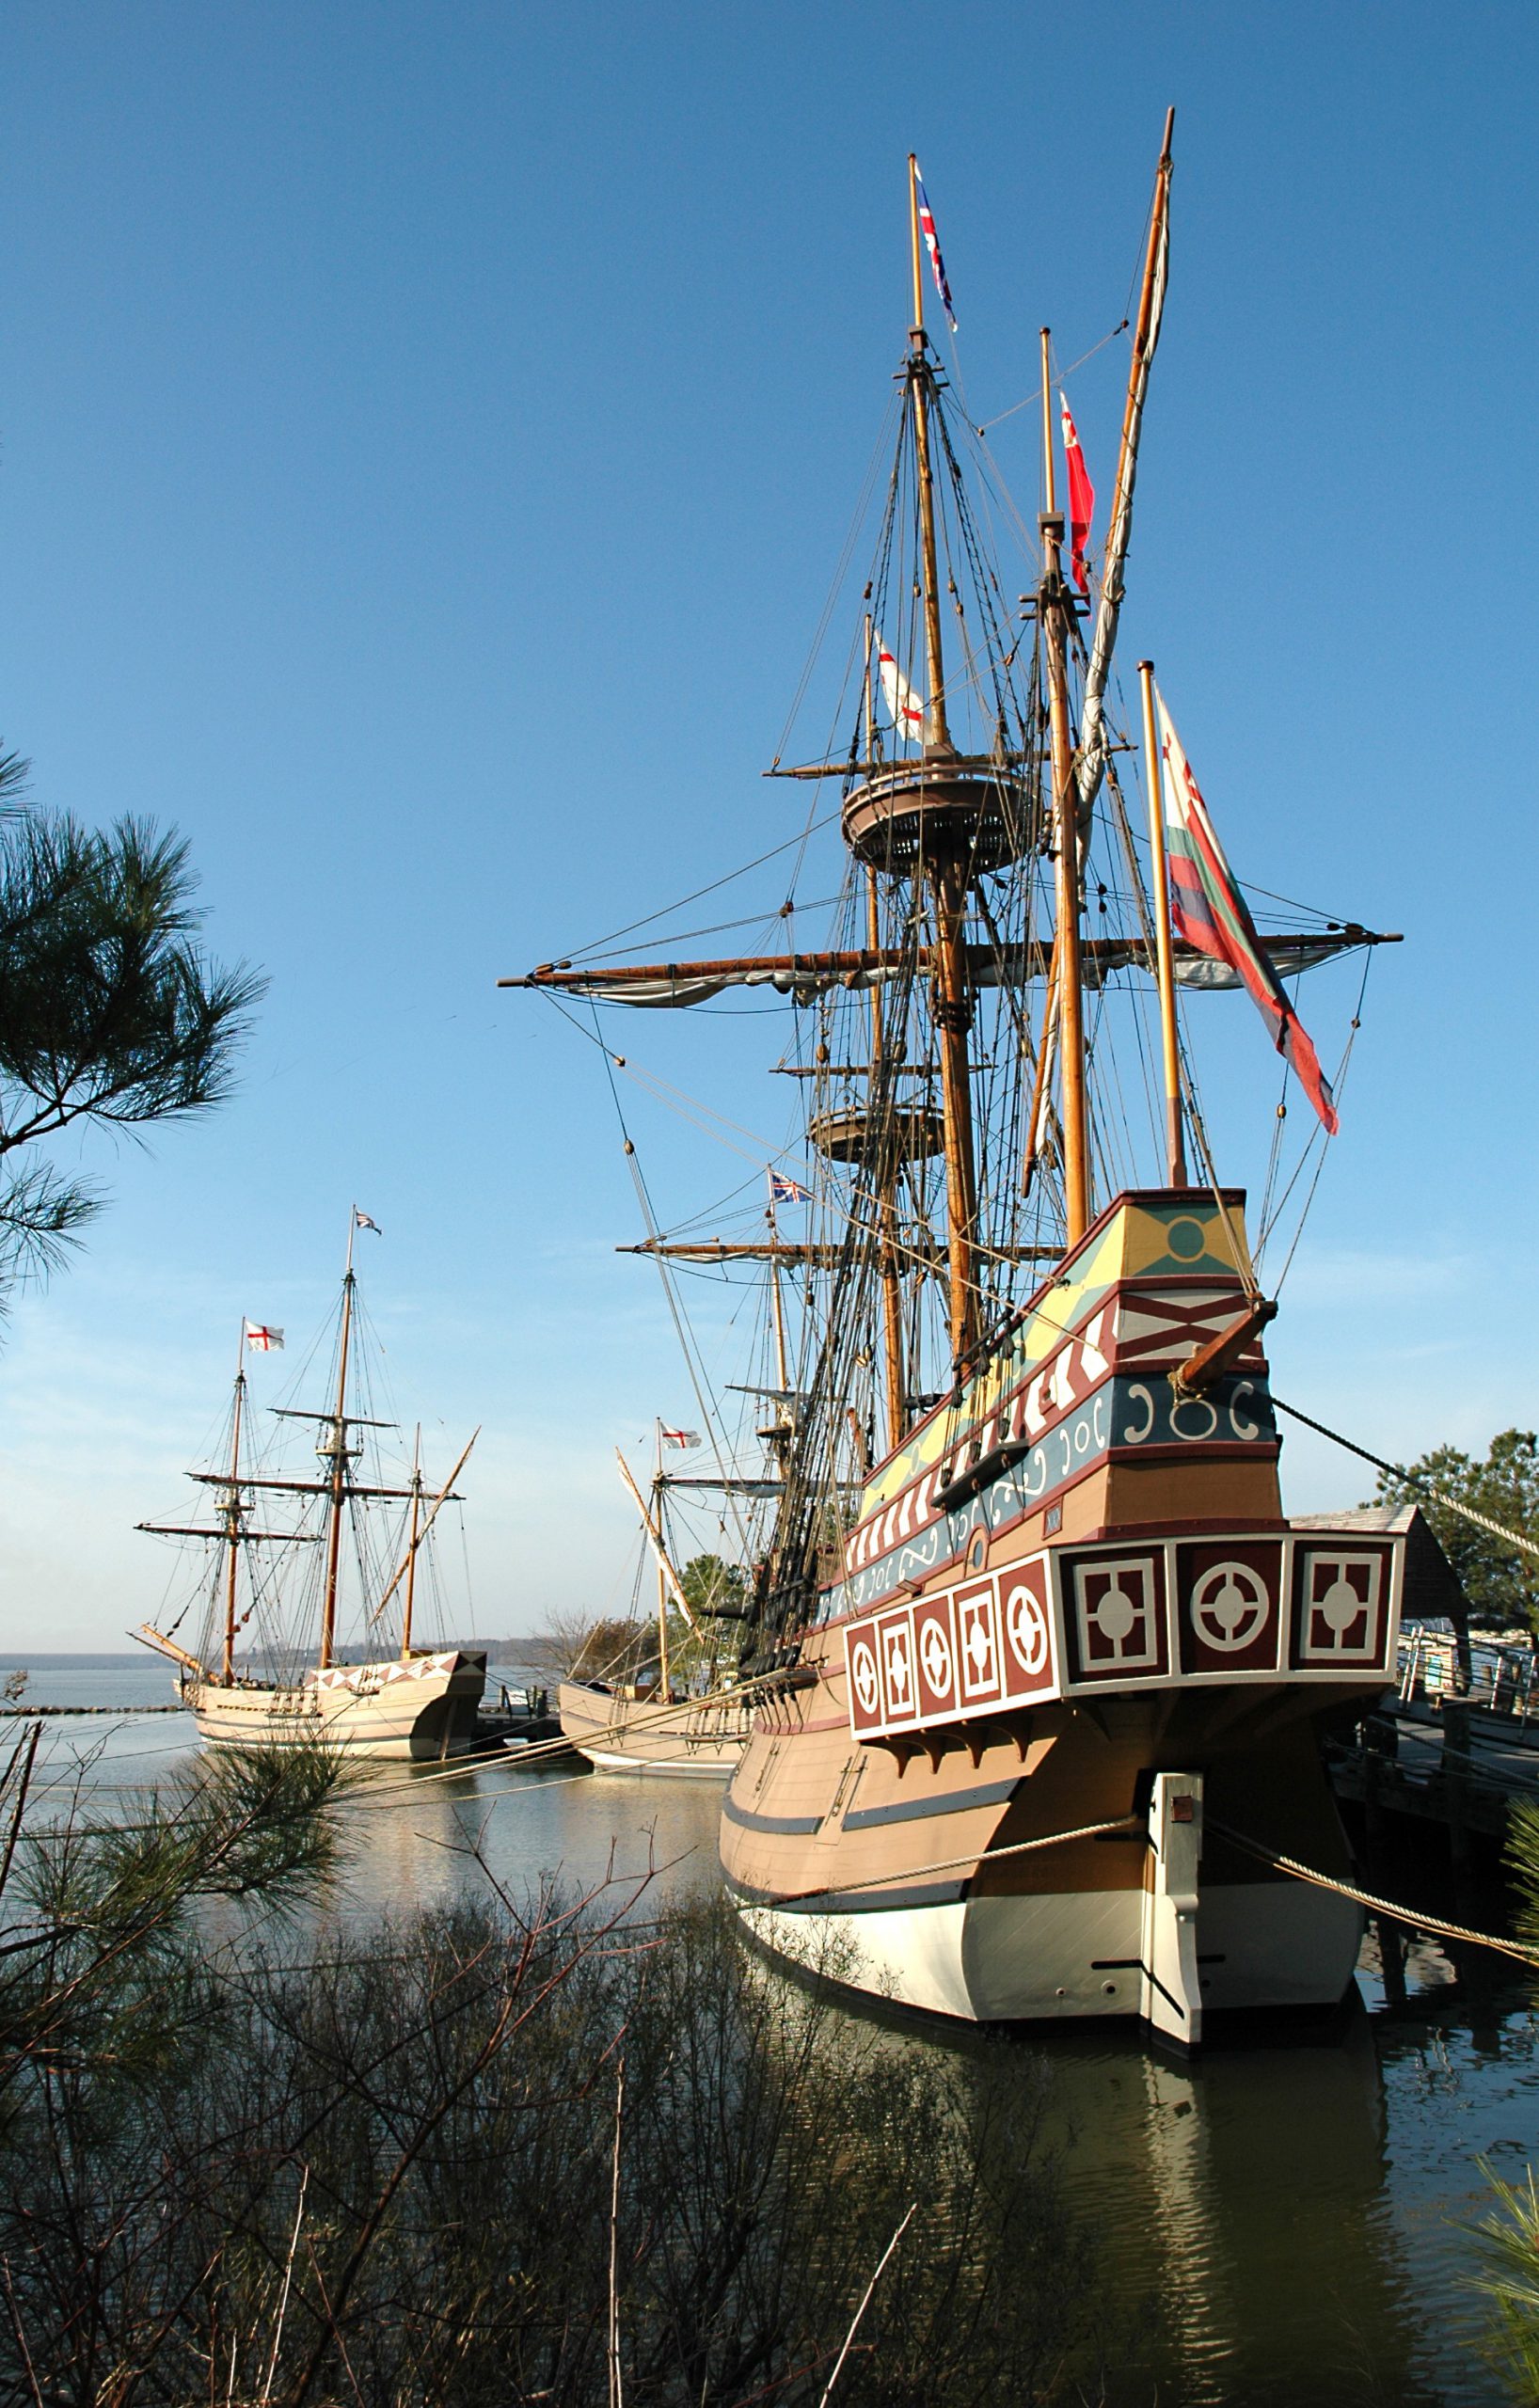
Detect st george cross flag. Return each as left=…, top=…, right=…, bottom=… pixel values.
left=912, top=163, right=958, bottom=330
left=244, top=1322, right=284, bottom=1352
left=354, top=1210, right=383, bottom=1234
left=769, top=1172, right=811, bottom=1204
left=1059, top=394, right=1095, bottom=595
left=659, top=1427, right=701, bottom=1450
left=1155, top=690, right=1340, bottom=1134
left=876, top=636, right=925, bottom=745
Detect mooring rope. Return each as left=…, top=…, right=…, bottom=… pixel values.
left=1207, top=1817, right=1539, bottom=1970
left=1271, top=1396, right=1539, bottom=1567
left=744, top=1803, right=1539, bottom=1972
left=746, top=1814, right=1142, bottom=1909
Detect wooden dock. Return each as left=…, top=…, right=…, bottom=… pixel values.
left=1329, top=1698, right=1539, bottom=1854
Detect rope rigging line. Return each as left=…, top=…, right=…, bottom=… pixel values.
left=1206, top=1819, right=1539, bottom=1970
left=1270, top=1395, right=1539, bottom=1565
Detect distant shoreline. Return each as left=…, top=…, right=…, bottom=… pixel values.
left=0, top=1643, right=541, bottom=1670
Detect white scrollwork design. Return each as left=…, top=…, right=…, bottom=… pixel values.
left=1170, top=1393, right=1219, bottom=1442
left=1228, top=1380, right=1259, bottom=1443
left=1121, top=1384, right=1155, bottom=1445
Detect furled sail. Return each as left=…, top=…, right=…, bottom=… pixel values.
left=507, top=928, right=1395, bottom=1011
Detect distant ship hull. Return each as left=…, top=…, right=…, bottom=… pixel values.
left=189, top=1650, right=486, bottom=1760
left=558, top=1678, right=753, bottom=1776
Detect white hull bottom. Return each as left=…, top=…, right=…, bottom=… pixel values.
left=581, top=1748, right=738, bottom=1778
left=737, top=1780, right=1361, bottom=2045
left=738, top=1878, right=1361, bottom=2030
left=190, top=1651, right=485, bottom=1762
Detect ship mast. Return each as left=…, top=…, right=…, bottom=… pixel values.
left=401, top=1425, right=422, bottom=1659
left=864, top=614, right=907, bottom=1455
left=318, top=1211, right=359, bottom=1671
left=906, top=153, right=979, bottom=1363
left=219, top=1322, right=247, bottom=1685
left=1039, top=326, right=1090, bottom=1243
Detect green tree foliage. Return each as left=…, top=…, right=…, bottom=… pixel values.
left=1370, top=1430, right=1539, bottom=1631
left=1468, top=1805, right=1539, bottom=2395
left=0, top=1833, right=1100, bottom=2405
left=0, top=743, right=262, bottom=1298
left=679, top=1553, right=749, bottom=1620
left=0, top=1735, right=344, bottom=2112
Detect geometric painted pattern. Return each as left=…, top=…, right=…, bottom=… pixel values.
left=843, top=1528, right=1402, bottom=1741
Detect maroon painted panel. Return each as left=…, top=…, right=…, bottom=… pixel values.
left=1176, top=1540, right=1284, bottom=1675
left=1061, top=1546, right=1170, bottom=1683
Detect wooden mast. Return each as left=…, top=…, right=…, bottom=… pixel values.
left=907, top=153, right=979, bottom=1363
left=864, top=611, right=906, bottom=1455
left=220, top=1322, right=247, bottom=1687
left=1137, top=658, right=1187, bottom=1185
left=653, top=1421, right=670, bottom=1699
left=1039, top=326, right=1090, bottom=1244
left=318, top=1212, right=357, bottom=1672
left=401, top=1426, right=422, bottom=1659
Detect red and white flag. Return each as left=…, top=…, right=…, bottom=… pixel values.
left=658, top=1426, right=701, bottom=1450
left=876, top=635, right=925, bottom=745
left=1059, top=394, right=1095, bottom=594
left=244, top=1322, right=284, bottom=1353
left=1157, top=689, right=1340, bottom=1134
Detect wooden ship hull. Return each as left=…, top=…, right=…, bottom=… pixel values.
left=721, top=1194, right=1403, bottom=2044
left=558, top=1677, right=754, bottom=1776
left=188, top=1649, right=486, bottom=1760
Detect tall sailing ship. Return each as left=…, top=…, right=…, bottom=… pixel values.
left=556, top=1434, right=759, bottom=1775
left=134, top=1212, right=486, bottom=1759
left=513, top=124, right=1427, bottom=2041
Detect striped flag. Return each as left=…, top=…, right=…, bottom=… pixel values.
left=912, top=163, right=958, bottom=331
left=876, top=634, right=925, bottom=744
left=1156, top=690, right=1340, bottom=1134
left=1059, top=394, right=1095, bottom=594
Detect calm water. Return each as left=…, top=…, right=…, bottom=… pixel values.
left=6, top=1662, right=1535, bottom=2406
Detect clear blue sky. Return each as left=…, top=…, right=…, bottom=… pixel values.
left=2, top=1, right=1535, bottom=1647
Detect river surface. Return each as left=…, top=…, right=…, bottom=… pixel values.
left=6, top=1660, right=1536, bottom=2407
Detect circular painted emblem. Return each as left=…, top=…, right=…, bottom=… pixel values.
left=1166, top=1216, right=1206, bottom=1260
left=919, top=1616, right=952, bottom=1695
left=1005, top=1581, right=1050, bottom=1677
left=1319, top=1574, right=1364, bottom=1636
left=850, top=1639, right=880, bottom=1714
left=1190, top=1560, right=1270, bottom=1653
left=1091, top=1580, right=1138, bottom=1646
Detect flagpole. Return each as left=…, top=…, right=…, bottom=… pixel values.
left=907, top=152, right=926, bottom=338
left=1138, top=659, right=1188, bottom=1186
left=1075, top=108, right=1175, bottom=828
left=1039, top=325, right=1090, bottom=1244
